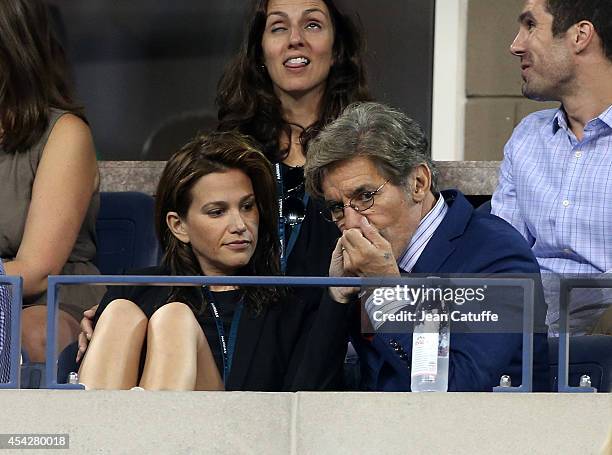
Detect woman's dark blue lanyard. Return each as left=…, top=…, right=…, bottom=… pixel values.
left=203, top=287, right=243, bottom=384
left=275, top=163, right=309, bottom=273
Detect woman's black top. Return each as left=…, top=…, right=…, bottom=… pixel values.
left=280, top=162, right=339, bottom=278
left=93, top=266, right=351, bottom=391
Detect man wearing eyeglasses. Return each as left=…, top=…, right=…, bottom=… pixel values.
left=304, top=102, right=549, bottom=392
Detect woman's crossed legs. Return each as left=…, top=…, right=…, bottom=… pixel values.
left=78, top=299, right=223, bottom=391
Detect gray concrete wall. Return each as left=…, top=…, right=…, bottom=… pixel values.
left=56, top=1, right=435, bottom=160
left=0, top=391, right=609, bottom=454
left=100, top=161, right=502, bottom=196
left=464, top=0, right=558, bottom=161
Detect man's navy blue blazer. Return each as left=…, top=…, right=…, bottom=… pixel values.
left=350, top=189, right=549, bottom=392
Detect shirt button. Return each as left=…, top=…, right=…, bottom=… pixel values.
left=562, top=200, right=570, bottom=207
left=575, top=151, right=582, bottom=158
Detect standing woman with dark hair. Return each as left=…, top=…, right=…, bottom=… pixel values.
left=78, top=132, right=349, bottom=391
left=0, top=0, right=103, bottom=361
left=217, top=0, right=371, bottom=277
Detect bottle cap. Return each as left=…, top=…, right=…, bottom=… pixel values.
left=579, top=375, right=592, bottom=388
left=67, top=372, right=79, bottom=385
left=499, top=375, right=511, bottom=387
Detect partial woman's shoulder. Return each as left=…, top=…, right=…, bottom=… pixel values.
left=48, top=111, right=91, bottom=139
left=42, top=109, right=94, bottom=159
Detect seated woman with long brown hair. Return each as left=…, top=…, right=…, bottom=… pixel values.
left=77, top=131, right=349, bottom=391
left=0, top=0, right=103, bottom=362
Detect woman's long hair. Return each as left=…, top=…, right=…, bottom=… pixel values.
left=216, top=0, right=372, bottom=163
left=0, top=0, right=82, bottom=154
left=155, top=131, right=282, bottom=314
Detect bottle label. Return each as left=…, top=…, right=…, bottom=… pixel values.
left=411, top=331, right=439, bottom=376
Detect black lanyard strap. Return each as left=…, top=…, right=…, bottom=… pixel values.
left=203, top=288, right=244, bottom=384
left=275, top=163, right=309, bottom=272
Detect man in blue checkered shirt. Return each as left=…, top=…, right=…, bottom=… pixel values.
left=0, top=259, right=11, bottom=383
left=491, top=0, right=612, bottom=335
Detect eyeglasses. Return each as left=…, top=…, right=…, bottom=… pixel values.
left=321, top=180, right=389, bottom=222
left=279, top=165, right=306, bottom=227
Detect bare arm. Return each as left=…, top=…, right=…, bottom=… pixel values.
left=4, top=114, right=99, bottom=297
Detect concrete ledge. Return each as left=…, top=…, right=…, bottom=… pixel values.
left=0, top=391, right=609, bottom=454
left=100, top=161, right=502, bottom=196
left=100, top=161, right=165, bottom=196
left=437, top=161, right=499, bottom=196
left=296, top=393, right=612, bottom=455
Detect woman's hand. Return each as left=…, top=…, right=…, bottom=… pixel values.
left=76, top=304, right=98, bottom=362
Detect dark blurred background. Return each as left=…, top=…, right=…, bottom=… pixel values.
left=47, top=0, right=434, bottom=160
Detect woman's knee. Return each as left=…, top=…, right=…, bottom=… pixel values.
left=148, top=302, right=197, bottom=333
left=96, top=299, right=147, bottom=333
left=21, top=306, right=80, bottom=361
left=21, top=305, right=47, bottom=330
left=21, top=306, right=48, bottom=353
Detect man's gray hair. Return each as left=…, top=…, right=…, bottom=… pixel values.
left=305, top=102, right=439, bottom=198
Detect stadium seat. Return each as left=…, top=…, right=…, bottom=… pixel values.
left=94, top=191, right=161, bottom=275
left=19, top=350, right=45, bottom=389
left=141, top=110, right=218, bottom=160
left=548, top=335, right=612, bottom=392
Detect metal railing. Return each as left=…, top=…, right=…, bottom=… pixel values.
left=557, top=277, right=612, bottom=393
left=0, top=275, right=23, bottom=389
left=45, top=275, right=537, bottom=391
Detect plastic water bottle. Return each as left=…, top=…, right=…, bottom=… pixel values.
left=410, top=294, right=450, bottom=392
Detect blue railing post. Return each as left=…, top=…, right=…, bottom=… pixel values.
left=46, top=276, right=83, bottom=389
left=556, top=277, right=610, bottom=393
left=0, top=275, right=23, bottom=389
left=493, top=278, right=534, bottom=393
